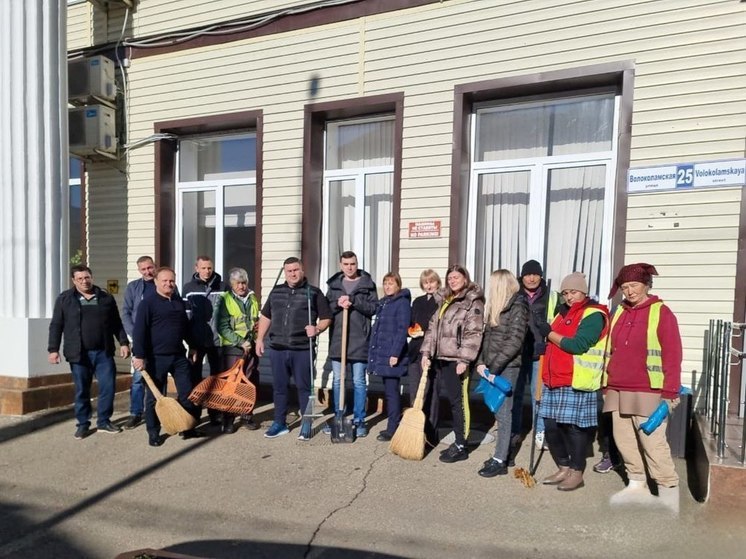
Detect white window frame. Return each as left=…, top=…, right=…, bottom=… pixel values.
left=320, top=115, right=395, bottom=284
left=465, top=95, right=620, bottom=300
left=175, top=134, right=257, bottom=286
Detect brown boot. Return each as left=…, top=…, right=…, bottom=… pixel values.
left=542, top=466, right=570, bottom=485
left=557, top=469, right=584, bottom=491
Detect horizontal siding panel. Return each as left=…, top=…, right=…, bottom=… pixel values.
left=627, top=202, right=739, bottom=219
left=626, top=240, right=738, bottom=254
left=627, top=189, right=741, bottom=207
left=67, top=2, right=91, bottom=50
left=627, top=215, right=739, bottom=230
left=626, top=228, right=739, bottom=243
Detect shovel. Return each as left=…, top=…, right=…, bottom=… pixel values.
left=331, top=307, right=355, bottom=443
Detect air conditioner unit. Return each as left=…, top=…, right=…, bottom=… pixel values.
left=69, top=105, right=117, bottom=156
left=68, top=55, right=116, bottom=102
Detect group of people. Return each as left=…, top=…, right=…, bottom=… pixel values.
left=47, top=252, right=682, bottom=512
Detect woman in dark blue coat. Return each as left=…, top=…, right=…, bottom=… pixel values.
left=368, top=272, right=411, bottom=441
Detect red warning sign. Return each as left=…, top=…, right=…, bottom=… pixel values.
left=408, top=220, right=441, bottom=239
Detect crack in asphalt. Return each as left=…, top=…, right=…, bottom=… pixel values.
left=303, top=446, right=387, bottom=559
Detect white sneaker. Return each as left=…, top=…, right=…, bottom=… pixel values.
left=656, top=485, right=680, bottom=515
left=610, top=479, right=656, bottom=507
left=535, top=431, right=547, bottom=450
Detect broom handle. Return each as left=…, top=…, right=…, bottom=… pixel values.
left=412, top=363, right=429, bottom=411
left=139, top=369, right=164, bottom=402
left=339, top=307, right=349, bottom=412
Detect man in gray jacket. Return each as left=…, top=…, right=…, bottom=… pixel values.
left=121, top=256, right=156, bottom=429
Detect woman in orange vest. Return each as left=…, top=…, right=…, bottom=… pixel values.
left=537, top=272, right=609, bottom=491
left=604, top=263, right=682, bottom=513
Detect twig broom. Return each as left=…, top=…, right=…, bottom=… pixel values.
left=140, top=369, right=197, bottom=435
left=389, top=365, right=429, bottom=460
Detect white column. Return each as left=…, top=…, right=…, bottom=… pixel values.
left=0, top=0, right=68, bottom=377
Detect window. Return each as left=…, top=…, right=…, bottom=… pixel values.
left=69, top=158, right=85, bottom=265
left=467, top=93, right=618, bottom=298
left=302, top=93, right=403, bottom=286
left=321, top=116, right=394, bottom=283
left=176, top=133, right=257, bottom=287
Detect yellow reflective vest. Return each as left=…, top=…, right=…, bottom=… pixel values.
left=606, top=301, right=664, bottom=389
left=569, top=307, right=609, bottom=392
left=218, top=291, right=259, bottom=347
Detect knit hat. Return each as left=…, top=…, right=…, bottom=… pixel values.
left=559, top=272, right=588, bottom=294
left=520, top=259, right=543, bottom=278
left=608, top=263, right=658, bottom=298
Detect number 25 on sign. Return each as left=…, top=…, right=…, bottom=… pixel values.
left=676, top=164, right=694, bottom=188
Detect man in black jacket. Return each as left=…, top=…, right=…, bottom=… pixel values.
left=133, top=267, right=202, bottom=447
left=182, top=255, right=226, bottom=423
left=255, top=257, right=332, bottom=440
left=510, top=260, right=557, bottom=453
left=47, top=265, right=130, bottom=440
left=325, top=251, right=378, bottom=437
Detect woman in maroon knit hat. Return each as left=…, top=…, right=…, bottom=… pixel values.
left=604, top=263, right=682, bottom=513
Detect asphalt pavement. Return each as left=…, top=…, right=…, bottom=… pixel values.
left=0, top=397, right=743, bottom=559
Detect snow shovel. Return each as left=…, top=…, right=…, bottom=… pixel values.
left=330, top=307, right=355, bottom=443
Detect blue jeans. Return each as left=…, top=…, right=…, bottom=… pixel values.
left=492, top=367, right=521, bottom=461
left=511, top=359, right=545, bottom=436
left=70, top=349, right=116, bottom=428
left=331, top=360, right=367, bottom=423
left=268, top=347, right=312, bottom=424
left=129, top=368, right=145, bottom=416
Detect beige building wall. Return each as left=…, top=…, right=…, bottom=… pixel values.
left=71, top=0, right=745, bottom=383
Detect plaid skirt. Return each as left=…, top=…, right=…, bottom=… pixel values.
left=540, top=385, right=598, bottom=428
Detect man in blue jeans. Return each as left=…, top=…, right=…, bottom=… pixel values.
left=255, top=257, right=332, bottom=440
left=48, top=265, right=130, bottom=439
left=325, top=251, right=377, bottom=437
left=121, top=255, right=157, bottom=429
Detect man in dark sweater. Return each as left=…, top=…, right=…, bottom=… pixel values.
left=255, top=257, right=332, bottom=440
left=48, top=265, right=130, bottom=440
left=133, top=267, right=202, bottom=447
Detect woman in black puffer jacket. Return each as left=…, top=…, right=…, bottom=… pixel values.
left=475, top=269, right=529, bottom=477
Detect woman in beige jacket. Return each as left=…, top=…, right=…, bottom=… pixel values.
left=421, top=265, right=485, bottom=463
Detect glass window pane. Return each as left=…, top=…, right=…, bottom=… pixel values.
left=363, top=173, right=393, bottom=282
left=327, top=180, right=356, bottom=264
left=326, top=119, right=394, bottom=170
left=543, top=165, right=606, bottom=298
left=181, top=190, right=216, bottom=286
left=476, top=95, right=613, bottom=161
left=474, top=171, right=530, bottom=289
left=223, top=185, right=256, bottom=287
left=179, top=135, right=256, bottom=182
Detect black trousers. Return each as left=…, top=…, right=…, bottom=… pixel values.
left=434, top=360, right=469, bottom=447
left=544, top=417, right=592, bottom=471
left=144, top=353, right=201, bottom=437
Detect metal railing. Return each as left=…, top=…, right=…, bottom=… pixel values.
left=699, top=319, right=746, bottom=464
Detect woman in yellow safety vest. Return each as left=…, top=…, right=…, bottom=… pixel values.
left=216, top=267, right=260, bottom=433
left=537, top=272, right=609, bottom=492
left=604, top=263, right=682, bottom=513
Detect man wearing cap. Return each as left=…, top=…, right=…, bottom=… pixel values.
left=510, top=260, right=558, bottom=455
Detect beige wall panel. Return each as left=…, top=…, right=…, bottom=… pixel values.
left=626, top=228, right=739, bottom=244
left=627, top=215, right=739, bottom=231
left=626, top=200, right=740, bottom=219
left=627, top=189, right=741, bottom=207
left=633, top=101, right=746, bottom=128
left=67, top=2, right=91, bottom=50
left=132, top=1, right=320, bottom=37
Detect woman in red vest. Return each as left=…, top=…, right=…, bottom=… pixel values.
left=537, top=272, right=609, bottom=491
left=604, top=263, right=682, bottom=513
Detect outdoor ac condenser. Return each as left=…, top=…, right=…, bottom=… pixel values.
left=69, top=105, right=117, bottom=156
left=68, top=55, right=116, bottom=102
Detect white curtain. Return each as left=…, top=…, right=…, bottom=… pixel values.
left=364, top=173, right=393, bottom=282
left=543, top=166, right=606, bottom=298
left=477, top=95, right=613, bottom=161
left=326, top=179, right=356, bottom=264
left=474, top=171, right=530, bottom=289
left=327, top=119, right=394, bottom=169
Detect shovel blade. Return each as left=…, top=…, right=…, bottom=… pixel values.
left=330, top=414, right=355, bottom=443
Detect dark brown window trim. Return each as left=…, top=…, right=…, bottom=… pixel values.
left=80, top=162, right=88, bottom=266
left=154, top=109, right=264, bottom=297
left=730, top=188, right=746, bottom=415
left=70, top=0, right=442, bottom=61
left=449, top=61, right=635, bottom=287
left=302, top=92, right=404, bottom=284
